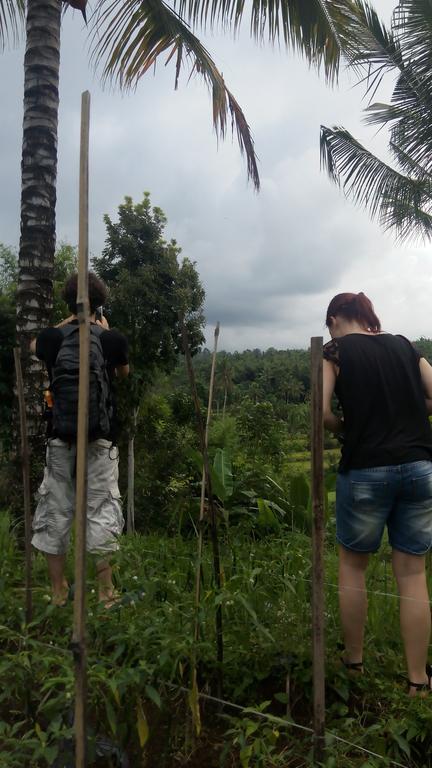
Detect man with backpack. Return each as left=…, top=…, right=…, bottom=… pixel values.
left=30, top=272, right=129, bottom=607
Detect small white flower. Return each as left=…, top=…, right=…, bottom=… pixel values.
left=91, top=589, right=95, bottom=595
left=132, top=576, right=138, bottom=581
left=43, top=594, right=51, bottom=602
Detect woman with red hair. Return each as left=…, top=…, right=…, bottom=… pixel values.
left=323, top=292, right=432, bottom=694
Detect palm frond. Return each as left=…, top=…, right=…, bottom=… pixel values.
left=394, top=0, right=432, bottom=84
left=389, top=141, right=432, bottom=181
left=89, top=0, right=259, bottom=189
left=174, top=0, right=342, bottom=83
left=320, top=124, right=432, bottom=241
left=0, top=0, right=25, bottom=50
left=325, top=0, right=401, bottom=93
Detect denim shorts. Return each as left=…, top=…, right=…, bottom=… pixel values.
left=336, top=461, right=432, bottom=555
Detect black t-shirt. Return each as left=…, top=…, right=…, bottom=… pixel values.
left=36, top=321, right=129, bottom=441
left=36, top=322, right=128, bottom=381
left=323, top=333, right=432, bottom=472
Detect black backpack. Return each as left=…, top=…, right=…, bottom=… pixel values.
left=51, top=324, right=113, bottom=441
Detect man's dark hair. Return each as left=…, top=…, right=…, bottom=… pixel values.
left=63, top=272, right=108, bottom=314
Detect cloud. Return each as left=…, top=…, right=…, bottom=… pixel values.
left=1, top=0, right=430, bottom=352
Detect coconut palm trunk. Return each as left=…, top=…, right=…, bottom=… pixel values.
left=17, top=0, right=61, bottom=434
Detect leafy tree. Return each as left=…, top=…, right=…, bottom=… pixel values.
left=0, top=245, right=17, bottom=453
left=0, top=244, right=18, bottom=294
left=52, top=242, right=77, bottom=324
left=93, top=192, right=206, bottom=530
left=236, top=398, right=284, bottom=470
left=94, top=193, right=205, bottom=374
left=321, top=0, right=432, bottom=241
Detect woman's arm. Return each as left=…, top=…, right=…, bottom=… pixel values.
left=323, top=359, right=344, bottom=434
left=419, top=357, right=432, bottom=414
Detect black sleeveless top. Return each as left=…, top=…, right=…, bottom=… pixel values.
left=323, top=333, right=432, bottom=472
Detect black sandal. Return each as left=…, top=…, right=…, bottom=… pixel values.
left=408, top=663, right=432, bottom=693
left=341, top=657, right=363, bottom=672
left=343, top=660, right=363, bottom=671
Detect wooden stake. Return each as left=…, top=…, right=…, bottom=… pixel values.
left=194, top=322, right=220, bottom=641
left=71, top=90, right=91, bottom=768
left=180, top=316, right=223, bottom=699
left=311, top=336, right=325, bottom=763
left=13, top=347, right=32, bottom=626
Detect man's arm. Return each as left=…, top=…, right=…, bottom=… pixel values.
left=115, top=364, right=130, bottom=378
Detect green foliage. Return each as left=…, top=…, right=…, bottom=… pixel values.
left=213, top=448, right=233, bottom=503
left=51, top=242, right=78, bottom=325
left=236, top=399, right=284, bottom=470
left=124, top=392, right=199, bottom=531
left=94, top=192, right=205, bottom=385
left=0, top=243, right=18, bottom=295
left=0, top=245, right=17, bottom=453
left=3, top=516, right=432, bottom=767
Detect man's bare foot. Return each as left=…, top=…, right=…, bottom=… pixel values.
left=51, top=582, right=70, bottom=607
left=98, top=587, right=121, bottom=609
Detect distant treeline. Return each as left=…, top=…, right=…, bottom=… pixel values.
left=168, top=338, right=432, bottom=415
left=169, top=347, right=310, bottom=413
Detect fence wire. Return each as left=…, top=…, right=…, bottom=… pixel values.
left=0, top=623, right=413, bottom=768
left=168, top=683, right=409, bottom=768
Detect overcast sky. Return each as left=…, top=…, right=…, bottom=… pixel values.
left=1, top=0, right=431, bottom=351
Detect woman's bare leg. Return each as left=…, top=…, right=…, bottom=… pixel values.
left=392, top=550, right=430, bottom=692
left=338, top=546, right=369, bottom=664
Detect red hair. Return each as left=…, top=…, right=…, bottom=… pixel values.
left=326, top=292, right=381, bottom=333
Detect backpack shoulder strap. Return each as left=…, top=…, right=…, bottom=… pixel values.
left=58, top=323, right=79, bottom=339
left=52, top=323, right=79, bottom=366
left=89, top=323, right=104, bottom=338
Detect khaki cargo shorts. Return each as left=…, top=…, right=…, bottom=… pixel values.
left=32, top=438, right=124, bottom=555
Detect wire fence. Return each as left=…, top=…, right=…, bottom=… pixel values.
left=165, top=683, right=411, bottom=768
left=0, top=621, right=410, bottom=768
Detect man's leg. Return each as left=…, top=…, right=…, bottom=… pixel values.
left=392, top=550, right=430, bottom=692
left=32, top=439, right=75, bottom=605
left=46, top=553, right=69, bottom=606
left=338, top=546, right=369, bottom=665
left=96, top=559, right=117, bottom=605
left=87, top=440, right=124, bottom=606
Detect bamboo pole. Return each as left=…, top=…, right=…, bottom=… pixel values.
left=180, top=316, right=223, bottom=699
left=310, top=336, right=325, bottom=763
left=71, top=90, right=91, bottom=768
left=13, top=348, right=32, bottom=626
left=127, top=406, right=138, bottom=534
left=194, top=322, right=220, bottom=640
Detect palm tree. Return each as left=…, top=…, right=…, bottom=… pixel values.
left=320, top=0, right=432, bottom=242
